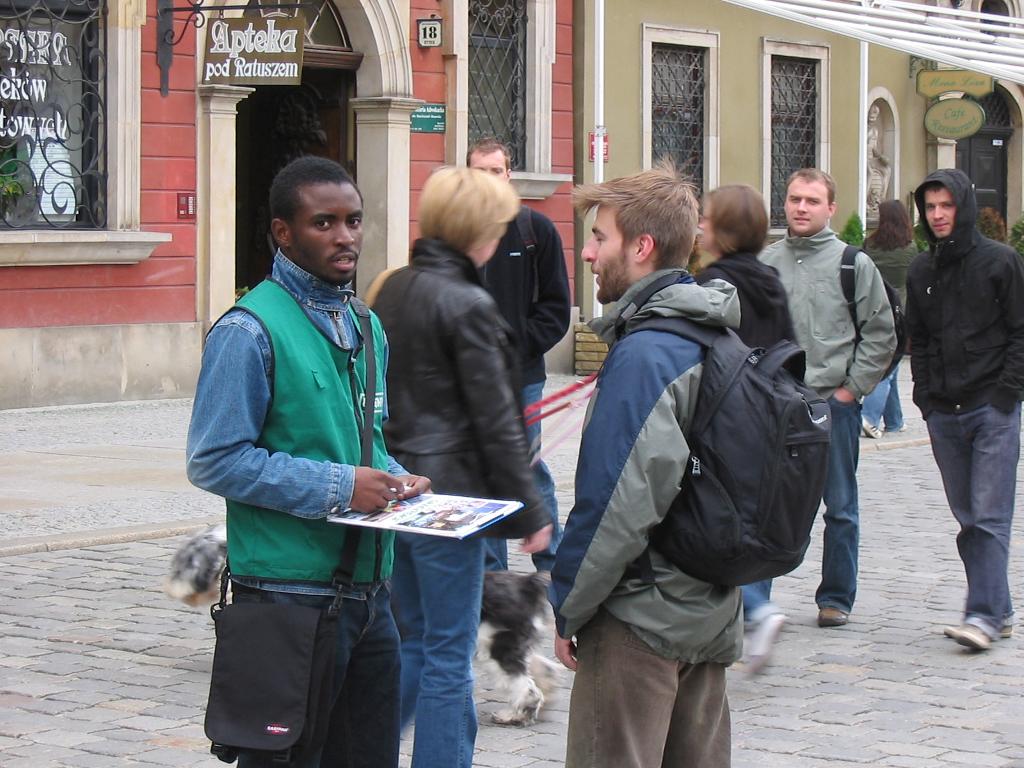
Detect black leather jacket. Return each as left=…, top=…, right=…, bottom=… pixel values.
left=373, top=238, right=548, bottom=538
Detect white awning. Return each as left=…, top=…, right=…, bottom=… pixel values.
left=721, top=0, right=1024, bottom=84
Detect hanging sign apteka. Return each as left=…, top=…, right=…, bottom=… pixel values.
left=202, top=16, right=305, bottom=86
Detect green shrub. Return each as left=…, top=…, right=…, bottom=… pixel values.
left=978, top=207, right=1007, bottom=243
left=914, top=221, right=930, bottom=252
left=838, top=213, right=864, bottom=247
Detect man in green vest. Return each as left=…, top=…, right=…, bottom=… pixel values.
left=187, top=155, right=430, bottom=767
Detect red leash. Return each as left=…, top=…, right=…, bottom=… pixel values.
left=524, top=372, right=598, bottom=427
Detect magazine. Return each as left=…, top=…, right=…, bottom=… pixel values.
left=326, top=493, right=523, bottom=539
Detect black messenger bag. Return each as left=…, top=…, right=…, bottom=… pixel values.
left=204, top=300, right=381, bottom=764
left=204, top=595, right=338, bottom=764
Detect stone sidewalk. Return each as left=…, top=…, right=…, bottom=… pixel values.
left=2, top=373, right=1024, bottom=766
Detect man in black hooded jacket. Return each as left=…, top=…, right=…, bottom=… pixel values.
left=907, top=168, right=1024, bottom=652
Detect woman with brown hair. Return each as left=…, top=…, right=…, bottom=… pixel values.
left=861, top=199, right=916, bottom=438
left=696, top=184, right=794, bottom=348
left=696, top=184, right=795, bottom=674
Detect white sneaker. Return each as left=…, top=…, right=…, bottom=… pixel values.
left=861, top=418, right=883, bottom=439
left=944, top=624, right=992, bottom=651
left=746, top=613, right=786, bottom=675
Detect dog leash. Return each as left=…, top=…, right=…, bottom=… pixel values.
left=524, top=373, right=597, bottom=428
left=523, top=373, right=597, bottom=465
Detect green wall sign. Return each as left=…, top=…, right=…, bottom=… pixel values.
left=924, top=98, right=986, bottom=140
left=410, top=103, right=446, bottom=133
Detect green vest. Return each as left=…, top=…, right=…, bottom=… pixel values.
left=226, top=279, right=394, bottom=583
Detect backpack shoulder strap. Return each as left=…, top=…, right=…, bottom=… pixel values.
left=515, top=206, right=541, bottom=303
left=613, top=273, right=686, bottom=340
left=628, top=316, right=753, bottom=432
left=840, top=244, right=860, bottom=340
left=514, top=205, right=537, bottom=256
left=628, top=315, right=722, bottom=348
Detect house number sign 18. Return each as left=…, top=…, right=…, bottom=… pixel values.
left=418, top=18, right=442, bottom=48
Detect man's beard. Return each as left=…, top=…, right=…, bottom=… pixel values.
left=596, top=255, right=629, bottom=304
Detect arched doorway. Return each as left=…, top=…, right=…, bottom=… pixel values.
left=234, top=1, right=362, bottom=293
left=196, top=0, right=417, bottom=328
left=957, top=89, right=1013, bottom=220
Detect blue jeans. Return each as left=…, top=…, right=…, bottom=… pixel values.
left=927, top=403, right=1019, bottom=639
left=742, top=579, right=777, bottom=626
left=393, top=533, right=485, bottom=768
left=861, top=363, right=904, bottom=431
left=815, top=397, right=862, bottom=614
left=232, top=582, right=401, bottom=768
left=484, top=380, right=562, bottom=571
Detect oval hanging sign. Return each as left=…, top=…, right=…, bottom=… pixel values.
left=924, top=98, right=986, bottom=140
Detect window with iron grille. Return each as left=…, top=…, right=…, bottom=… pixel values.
left=770, top=55, right=817, bottom=227
left=0, top=0, right=106, bottom=229
left=651, top=43, right=706, bottom=195
left=468, top=0, right=527, bottom=170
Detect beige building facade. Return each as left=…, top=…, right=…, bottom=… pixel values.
left=571, top=0, right=1024, bottom=319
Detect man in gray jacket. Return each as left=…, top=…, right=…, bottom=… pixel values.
left=761, top=168, right=895, bottom=629
left=551, top=163, right=742, bottom=768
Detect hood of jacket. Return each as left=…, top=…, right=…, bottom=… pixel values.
left=914, top=168, right=978, bottom=257
left=589, top=268, right=741, bottom=345
left=698, top=251, right=789, bottom=323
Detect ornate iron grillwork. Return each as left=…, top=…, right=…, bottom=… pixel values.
left=770, top=56, right=817, bottom=227
left=468, top=0, right=527, bottom=170
left=0, top=0, right=105, bottom=228
left=970, top=90, right=1011, bottom=127
left=651, top=43, right=706, bottom=195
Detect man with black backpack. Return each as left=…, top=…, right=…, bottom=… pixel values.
left=550, top=162, right=744, bottom=768
left=761, top=168, right=896, bottom=630
left=468, top=137, right=571, bottom=574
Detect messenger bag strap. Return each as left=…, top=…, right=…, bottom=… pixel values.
left=333, top=299, right=379, bottom=593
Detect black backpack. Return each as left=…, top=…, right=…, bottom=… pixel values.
left=841, top=245, right=906, bottom=379
left=616, top=275, right=831, bottom=586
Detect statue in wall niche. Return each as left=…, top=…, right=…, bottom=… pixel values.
left=866, top=102, right=892, bottom=221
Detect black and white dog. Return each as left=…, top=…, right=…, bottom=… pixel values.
left=165, top=525, right=559, bottom=726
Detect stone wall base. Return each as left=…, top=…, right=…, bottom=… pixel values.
left=0, top=323, right=203, bottom=409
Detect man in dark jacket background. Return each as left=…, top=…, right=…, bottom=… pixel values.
left=907, top=167, right=1024, bottom=652
left=468, top=138, right=572, bottom=573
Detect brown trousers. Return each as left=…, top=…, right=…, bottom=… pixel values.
left=565, top=610, right=731, bottom=768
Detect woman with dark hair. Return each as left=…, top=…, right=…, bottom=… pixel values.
left=696, top=184, right=795, bottom=674
left=696, top=184, right=795, bottom=347
left=861, top=199, right=916, bottom=438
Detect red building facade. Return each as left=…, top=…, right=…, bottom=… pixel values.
left=0, top=0, right=574, bottom=408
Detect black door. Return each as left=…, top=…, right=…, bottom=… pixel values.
left=234, top=68, right=356, bottom=294
left=956, top=90, right=1014, bottom=222
left=956, top=130, right=1011, bottom=220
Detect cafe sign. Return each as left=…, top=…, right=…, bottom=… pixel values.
left=916, top=69, right=994, bottom=99
left=924, top=97, right=986, bottom=140
left=203, top=17, right=304, bottom=86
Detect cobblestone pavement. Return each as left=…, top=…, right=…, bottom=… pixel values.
left=2, top=372, right=1024, bottom=767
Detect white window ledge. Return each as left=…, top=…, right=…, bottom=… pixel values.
left=512, top=172, right=574, bottom=200
left=0, top=230, right=172, bottom=267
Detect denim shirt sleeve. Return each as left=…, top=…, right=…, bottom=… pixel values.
left=186, top=310, right=358, bottom=517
